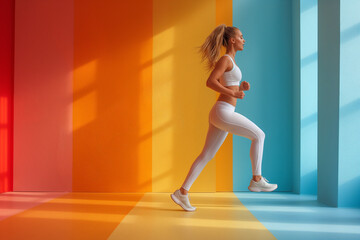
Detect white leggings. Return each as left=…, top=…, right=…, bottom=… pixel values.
left=181, top=101, right=265, bottom=191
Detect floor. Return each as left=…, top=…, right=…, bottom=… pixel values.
left=0, top=192, right=359, bottom=240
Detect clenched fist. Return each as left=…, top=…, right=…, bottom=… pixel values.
left=240, top=81, right=250, bottom=91
left=233, top=90, right=245, bottom=99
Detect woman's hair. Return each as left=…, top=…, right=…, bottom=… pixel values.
left=198, top=24, right=239, bottom=71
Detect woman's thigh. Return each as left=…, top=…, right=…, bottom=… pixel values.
left=211, top=107, right=264, bottom=141
left=200, top=122, right=229, bottom=158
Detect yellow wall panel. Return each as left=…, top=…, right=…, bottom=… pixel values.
left=215, top=0, right=233, bottom=191
left=153, top=0, right=217, bottom=192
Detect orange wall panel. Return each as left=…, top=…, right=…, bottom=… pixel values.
left=73, top=0, right=153, bottom=192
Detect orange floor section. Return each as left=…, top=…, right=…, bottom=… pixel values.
left=0, top=192, right=144, bottom=240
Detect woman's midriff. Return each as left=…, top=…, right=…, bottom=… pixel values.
left=217, top=85, right=239, bottom=107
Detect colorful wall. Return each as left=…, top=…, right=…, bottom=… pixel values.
left=4, top=0, right=234, bottom=194
left=1, top=0, right=359, bottom=207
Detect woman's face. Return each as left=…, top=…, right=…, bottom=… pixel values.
left=231, top=29, right=245, bottom=51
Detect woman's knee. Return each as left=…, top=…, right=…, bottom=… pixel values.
left=258, top=129, right=265, bottom=141
left=253, top=129, right=265, bottom=142
left=203, top=151, right=217, bottom=161
left=198, top=151, right=216, bottom=163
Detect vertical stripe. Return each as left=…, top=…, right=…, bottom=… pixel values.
left=233, top=0, right=294, bottom=191
left=14, top=0, right=73, bottom=191
left=152, top=0, right=217, bottom=192
left=215, top=0, right=233, bottom=191
left=73, top=0, right=152, bottom=192
left=0, top=0, right=14, bottom=193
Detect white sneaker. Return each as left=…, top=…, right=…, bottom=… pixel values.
left=248, top=176, right=278, bottom=192
left=170, top=189, right=196, bottom=211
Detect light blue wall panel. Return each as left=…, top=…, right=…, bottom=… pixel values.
left=300, top=0, right=318, bottom=195
left=232, top=0, right=294, bottom=191
left=338, top=0, right=360, bottom=208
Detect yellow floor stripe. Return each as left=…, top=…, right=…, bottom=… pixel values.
left=0, top=192, right=144, bottom=239
left=108, top=192, right=276, bottom=240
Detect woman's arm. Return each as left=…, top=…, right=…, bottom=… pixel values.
left=206, top=57, right=235, bottom=97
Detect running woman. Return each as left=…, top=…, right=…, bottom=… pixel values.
left=170, top=24, right=278, bottom=212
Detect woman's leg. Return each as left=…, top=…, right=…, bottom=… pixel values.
left=212, top=107, right=265, bottom=176
left=181, top=122, right=228, bottom=192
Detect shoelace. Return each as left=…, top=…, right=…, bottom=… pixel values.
left=262, top=177, right=269, bottom=183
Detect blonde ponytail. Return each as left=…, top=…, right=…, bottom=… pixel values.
left=198, top=24, right=238, bottom=71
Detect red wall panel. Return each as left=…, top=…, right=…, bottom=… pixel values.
left=0, top=0, right=14, bottom=193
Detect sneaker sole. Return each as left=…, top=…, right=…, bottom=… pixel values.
left=170, top=193, right=196, bottom=212
left=248, top=185, right=278, bottom=192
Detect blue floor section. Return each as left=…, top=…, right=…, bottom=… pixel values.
left=234, top=192, right=360, bottom=240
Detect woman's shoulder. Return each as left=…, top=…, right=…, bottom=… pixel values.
left=217, top=55, right=232, bottom=65
left=218, top=55, right=233, bottom=72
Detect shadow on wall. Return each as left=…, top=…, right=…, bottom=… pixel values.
left=302, top=169, right=317, bottom=195
left=339, top=98, right=360, bottom=117
left=338, top=175, right=360, bottom=208
left=341, top=22, right=360, bottom=43
left=301, top=0, right=317, bottom=13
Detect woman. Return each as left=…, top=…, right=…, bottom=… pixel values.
left=170, top=24, right=278, bottom=212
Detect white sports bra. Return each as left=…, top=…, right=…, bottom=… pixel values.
left=222, top=54, right=242, bottom=86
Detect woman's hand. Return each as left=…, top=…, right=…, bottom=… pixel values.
left=233, top=90, right=245, bottom=99
left=240, top=81, right=250, bottom=91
